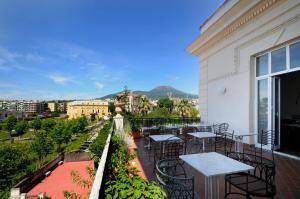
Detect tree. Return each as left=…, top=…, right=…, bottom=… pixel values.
left=137, top=95, right=152, bottom=116
left=157, top=98, right=174, bottom=112
left=41, top=118, right=56, bottom=132
left=5, top=115, right=17, bottom=132
left=31, top=130, right=53, bottom=166
left=50, top=121, right=71, bottom=152
left=176, top=99, right=192, bottom=117
left=108, top=103, right=116, bottom=115
left=69, top=117, right=88, bottom=134
left=14, top=120, right=28, bottom=136
left=0, top=143, right=33, bottom=198
left=31, top=117, right=42, bottom=132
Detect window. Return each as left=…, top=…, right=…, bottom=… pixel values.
left=290, top=41, right=300, bottom=69
left=256, top=54, right=268, bottom=77
left=271, top=47, right=286, bottom=73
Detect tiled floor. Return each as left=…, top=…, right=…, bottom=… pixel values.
left=134, top=138, right=300, bottom=199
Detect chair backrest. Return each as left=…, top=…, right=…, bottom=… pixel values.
left=213, top=123, right=229, bottom=134
left=257, top=130, right=276, bottom=161
left=228, top=152, right=276, bottom=194
left=162, top=140, right=185, bottom=159
left=215, top=131, right=234, bottom=155
left=198, top=125, right=212, bottom=132
left=156, top=158, right=194, bottom=199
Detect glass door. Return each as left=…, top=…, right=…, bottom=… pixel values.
left=272, top=77, right=281, bottom=149
left=257, top=79, right=269, bottom=145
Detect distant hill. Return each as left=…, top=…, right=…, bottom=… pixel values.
left=99, top=86, right=198, bottom=100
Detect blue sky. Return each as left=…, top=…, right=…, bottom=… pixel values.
left=0, top=0, right=222, bottom=100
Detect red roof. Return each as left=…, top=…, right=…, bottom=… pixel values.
left=27, top=160, right=93, bottom=199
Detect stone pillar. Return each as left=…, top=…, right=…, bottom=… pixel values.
left=10, top=188, right=20, bottom=199
left=113, top=106, right=123, bottom=131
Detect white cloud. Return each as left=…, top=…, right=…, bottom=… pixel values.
left=95, top=82, right=104, bottom=89
left=0, top=47, right=42, bottom=72
left=49, top=74, right=72, bottom=85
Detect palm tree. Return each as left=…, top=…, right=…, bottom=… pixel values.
left=176, top=99, right=192, bottom=117
left=138, top=95, right=152, bottom=116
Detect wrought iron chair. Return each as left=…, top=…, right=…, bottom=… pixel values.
left=213, top=123, right=229, bottom=134
left=225, top=130, right=276, bottom=199
left=153, top=138, right=185, bottom=172
left=214, top=131, right=234, bottom=155
left=180, top=126, right=199, bottom=154
left=156, top=158, right=194, bottom=199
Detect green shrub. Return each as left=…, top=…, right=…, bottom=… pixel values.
left=89, top=121, right=112, bottom=162
left=105, top=135, right=166, bottom=199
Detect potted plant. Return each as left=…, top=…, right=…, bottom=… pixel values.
left=131, top=122, right=141, bottom=139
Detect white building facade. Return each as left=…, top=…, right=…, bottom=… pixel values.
left=187, top=0, right=300, bottom=154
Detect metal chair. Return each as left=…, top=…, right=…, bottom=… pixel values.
left=180, top=127, right=199, bottom=154
left=225, top=130, right=276, bottom=199
left=156, top=158, right=194, bottom=199
left=153, top=138, right=185, bottom=172
left=213, top=123, right=229, bottom=134
left=214, top=131, right=234, bottom=155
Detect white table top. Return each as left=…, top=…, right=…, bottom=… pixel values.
left=150, top=134, right=181, bottom=142
left=142, top=126, right=159, bottom=131
left=188, top=132, right=217, bottom=139
left=180, top=152, right=253, bottom=177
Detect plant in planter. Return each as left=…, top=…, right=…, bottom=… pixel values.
left=130, top=122, right=141, bottom=139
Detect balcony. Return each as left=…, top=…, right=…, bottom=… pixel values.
left=90, top=117, right=300, bottom=199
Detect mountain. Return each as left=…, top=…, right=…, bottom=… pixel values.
left=100, top=86, right=198, bottom=100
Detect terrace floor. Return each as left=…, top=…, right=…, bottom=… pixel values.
left=133, top=138, right=300, bottom=199
left=27, top=160, right=93, bottom=199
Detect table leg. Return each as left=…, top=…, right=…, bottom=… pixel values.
left=205, top=176, right=219, bottom=199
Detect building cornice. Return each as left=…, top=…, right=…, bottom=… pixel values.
left=187, top=0, right=284, bottom=56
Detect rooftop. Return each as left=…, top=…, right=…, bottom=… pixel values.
left=27, top=160, right=93, bottom=199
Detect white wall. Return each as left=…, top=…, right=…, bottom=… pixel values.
left=197, top=0, right=300, bottom=143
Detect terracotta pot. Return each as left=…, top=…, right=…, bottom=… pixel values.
left=131, top=131, right=141, bottom=139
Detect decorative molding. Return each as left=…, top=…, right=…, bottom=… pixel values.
left=206, top=12, right=300, bottom=84
left=192, top=0, right=283, bottom=56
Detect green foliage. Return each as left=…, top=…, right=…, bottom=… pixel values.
left=31, top=130, right=54, bottom=164
left=105, top=135, right=166, bottom=199
left=41, top=118, right=56, bottom=132
left=130, top=121, right=141, bottom=132
left=89, top=121, right=112, bottom=162
left=50, top=121, right=71, bottom=152
left=68, top=117, right=88, bottom=134
left=0, top=143, right=35, bottom=198
left=157, top=98, right=174, bottom=112
left=31, top=117, right=42, bottom=131
left=108, top=103, right=116, bottom=115
left=175, top=99, right=193, bottom=117
left=137, top=95, right=152, bottom=116
left=13, top=120, right=28, bottom=136
left=64, top=133, right=89, bottom=153
left=146, top=107, right=179, bottom=118
left=5, top=115, right=17, bottom=132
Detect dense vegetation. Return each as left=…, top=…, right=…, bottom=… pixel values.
left=0, top=115, right=89, bottom=198
left=104, top=135, right=165, bottom=199
left=89, top=121, right=112, bottom=162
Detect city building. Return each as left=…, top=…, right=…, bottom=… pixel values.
left=17, top=101, right=45, bottom=114
left=116, top=91, right=140, bottom=113
left=67, top=100, right=109, bottom=120
left=187, top=0, right=300, bottom=157
left=47, top=102, right=57, bottom=112
left=0, top=110, right=23, bottom=121
left=47, top=101, right=68, bottom=113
